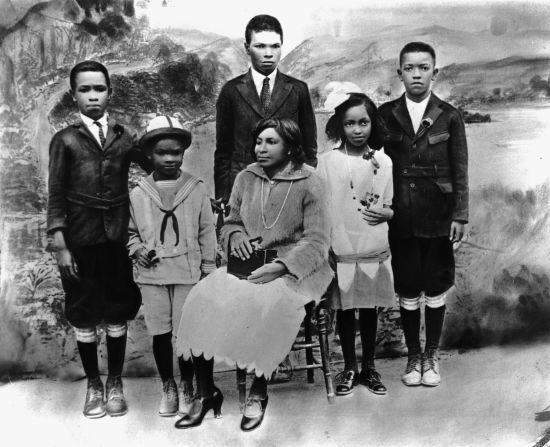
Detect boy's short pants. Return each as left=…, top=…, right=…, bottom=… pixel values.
left=62, top=242, right=141, bottom=328
left=388, top=235, right=455, bottom=298
left=138, top=284, right=194, bottom=336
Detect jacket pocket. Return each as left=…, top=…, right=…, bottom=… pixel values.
left=428, top=131, right=450, bottom=144
left=434, top=179, right=453, bottom=194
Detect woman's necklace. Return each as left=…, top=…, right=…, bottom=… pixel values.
left=343, top=143, right=379, bottom=211
left=261, top=178, right=294, bottom=230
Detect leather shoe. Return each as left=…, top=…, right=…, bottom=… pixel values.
left=175, top=387, right=223, bottom=429
left=105, top=375, right=128, bottom=417
left=83, top=377, right=106, bottom=419
left=240, top=395, right=268, bottom=431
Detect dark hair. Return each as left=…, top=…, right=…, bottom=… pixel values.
left=245, top=15, right=283, bottom=44
left=399, top=41, right=436, bottom=66
left=69, top=60, right=110, bottom=91
left=252, top=118, right=305, bottom=164
left=325, top=93, right=386, bottom=150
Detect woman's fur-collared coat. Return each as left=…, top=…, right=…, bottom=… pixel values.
left=221, top=162, right=333, bottom=301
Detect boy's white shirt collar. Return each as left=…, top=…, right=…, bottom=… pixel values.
left=405, top=92, right=431, bottom=134
left=250, top=66, right=277, bottom=98
left=80, top=112, right=108, bottom=146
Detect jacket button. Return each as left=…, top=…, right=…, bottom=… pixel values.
left=403, top=169, right=408, bottom=174
left=96, top=192, right=101, bottom=196
left=412, top=144, right=416, bottom=149
left=410, top=183, right=415, bottom=188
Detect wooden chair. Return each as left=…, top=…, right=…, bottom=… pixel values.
left=236, top=297, right=335, bottom=410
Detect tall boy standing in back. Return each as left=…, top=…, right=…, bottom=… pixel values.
left=379, top=42, right=468, bottom=387
left=47, top=60, right=152, bottom=418
left=214, top=14, right=317, bottom=204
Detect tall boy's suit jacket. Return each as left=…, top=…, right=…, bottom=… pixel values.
left=47, top=118, right=152, bottom=247
left=379, top=93, right=468, bottom=238
left=214, top=70, right=317, bottom=202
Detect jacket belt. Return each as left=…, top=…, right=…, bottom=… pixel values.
left=67, top=190, right=129, bottom=210
left=400, top=165, right=451, bottom=177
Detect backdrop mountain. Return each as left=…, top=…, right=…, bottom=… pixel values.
left=279, top=25, right=550, bottom=104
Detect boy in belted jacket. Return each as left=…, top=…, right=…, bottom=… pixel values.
left=127, top=116, right=216, bottom=417
left=47, top=61, right=152, bottom=418
left=379, top=42, right=468, bottom=387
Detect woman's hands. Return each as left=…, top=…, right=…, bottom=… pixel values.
left=229, top=232, right=254, bottom=260
left=248, top=262, right=288, bottom=284
left=361, top=206, right=394, bottom=226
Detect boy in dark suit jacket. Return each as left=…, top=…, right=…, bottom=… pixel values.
left=214, top=14, right=317, bottom=204
left=379, top=42, right=468, bottom=388
left=47, top=61, right=152, bottom=418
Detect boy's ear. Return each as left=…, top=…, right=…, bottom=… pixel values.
left=397, top=69, right=403, bottom=81
left=244, top=42, right=250, bottom=55
left=108, top=87, right=113, bottom=97
left=431, top=68, right=439, bottom=81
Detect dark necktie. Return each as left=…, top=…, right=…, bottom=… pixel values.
left=93, top=121, right=106, bottom=148
left=260, top=77, right=271, bottom=115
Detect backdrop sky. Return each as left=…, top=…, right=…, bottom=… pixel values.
left=140, top=0, right=550, bottom=56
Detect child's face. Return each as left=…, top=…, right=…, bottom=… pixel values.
left=150, top=138, right=185, bottom=180
left=398, top=51, right=438, bottom=101
left=71, top=71, right=111, bottom=120
left=245, top=31, right=282, bottom=76
left=343, top=104, right=371, bottom=149
left=255, top=127, right=288, bottom=172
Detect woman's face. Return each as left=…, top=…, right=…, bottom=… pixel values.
left=343, top=104, right=372, bottom=148
left=254, top=127, right=289, bottom=171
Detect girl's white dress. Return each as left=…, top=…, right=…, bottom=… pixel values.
left=317, top=148, right=395, bottom=310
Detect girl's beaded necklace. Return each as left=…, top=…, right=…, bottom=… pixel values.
left=343, top=143, right=380, bottom=211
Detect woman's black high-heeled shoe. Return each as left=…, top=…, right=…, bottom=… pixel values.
left=174, top=387, right=223, bottom=429
left=240, top=395, right=268, bottom=431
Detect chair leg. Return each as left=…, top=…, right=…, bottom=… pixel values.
left=317, top=304, right=335, bottom=403
left=236, top=368, right=247, bottom=413
left=304, top=302, right=315, bottom=383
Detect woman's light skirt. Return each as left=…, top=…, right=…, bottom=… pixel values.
left=175, top=267, right=311, bottom=378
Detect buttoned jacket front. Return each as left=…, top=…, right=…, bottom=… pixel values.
left=47, top=118, right=152, bottom=247
left=379, top=93, right=469, bottom=238
left=214, top=70, right=317, bottom=202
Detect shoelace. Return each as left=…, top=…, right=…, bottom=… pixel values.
left=179, top=384, right=194, bottom=403
left=335, top=370, right=355, bottom=384
left=423, top=355, right=438, bottom=372
left=244, top=398, right=263, bottom=417
left=164, top=381, right=177, bottom=400
left=366, top=369, right=381, bottom=382
left=405, top=355, right=422, bottom=374
left=89, top=388, right=103, bottom=401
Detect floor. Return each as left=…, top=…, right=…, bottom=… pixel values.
left=2, top=344, right=550, bottom=447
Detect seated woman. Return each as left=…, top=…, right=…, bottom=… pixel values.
left=174, top=118, right=332, bottom=432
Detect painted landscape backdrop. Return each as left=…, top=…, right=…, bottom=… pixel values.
left=1, top=0, right=549, bottom=378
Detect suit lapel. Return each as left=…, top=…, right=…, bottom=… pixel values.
left=236, top=70, right=264, bottom=118
left=267, top=72, right=293, bottom=117
left=103, top=118, right=121, bottom=151
left=391, top=95, right=415, bottom=139
left=420, top=94, right=443, bottom=131
left=76, top=121, right=103, bottom=152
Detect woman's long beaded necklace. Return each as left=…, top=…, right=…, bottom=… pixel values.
left=261, top=178, right=294, bottom=230
left=343, top=143, right=380, bottom=211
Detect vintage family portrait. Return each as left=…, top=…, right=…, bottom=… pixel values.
left=0, top=0, right=549, bottom=445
